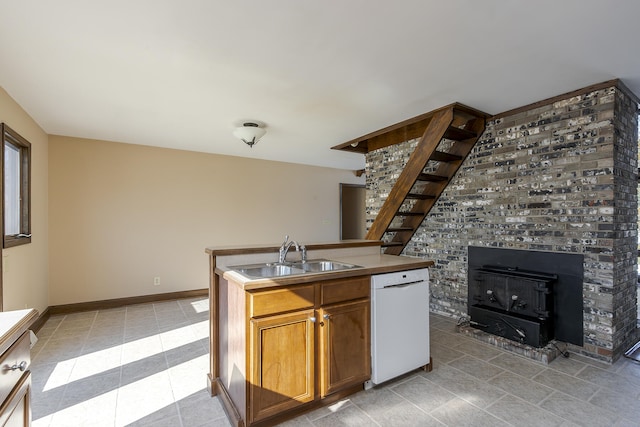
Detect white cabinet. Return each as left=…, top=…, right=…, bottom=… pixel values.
left=0, top=310, right=38, bottom=427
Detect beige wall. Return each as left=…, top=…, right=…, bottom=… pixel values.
left=49, top=136, right=364, bottom=305
left=0, top=88, right=49, bottom=313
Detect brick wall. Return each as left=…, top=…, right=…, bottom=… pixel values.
left=365, top=83, right=639, bottom=362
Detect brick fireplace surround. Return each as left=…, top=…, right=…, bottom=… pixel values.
left=366, top=80, right=640, bottom=363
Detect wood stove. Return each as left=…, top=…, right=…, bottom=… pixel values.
left=468, top=265, right=556, bottom=347
left=468, top=247, right=584, bottom=348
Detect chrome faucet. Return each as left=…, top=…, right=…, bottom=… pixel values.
left=278, top=235, right=306, bottom=263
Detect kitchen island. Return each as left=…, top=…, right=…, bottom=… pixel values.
left=206, top=240, right=433, bottom=427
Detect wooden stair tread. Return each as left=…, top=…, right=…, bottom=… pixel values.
left=395, top=212, right=426, bottom=217
left=443, top=126, right=477, bottom=141
left=381, top=241, right=404, bottom=247
left=417, top=173, right=448, bottom=182
left=386, top=227, right=414, bottom=232
left=406, top=193, right=436, bottom=200
left=430, top=151, right=462, bottom=163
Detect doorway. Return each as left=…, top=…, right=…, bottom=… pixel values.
left=340, top=184, right=366, bottom=240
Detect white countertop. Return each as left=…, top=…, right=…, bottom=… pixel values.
left=0, top=308, right=38, bottom=355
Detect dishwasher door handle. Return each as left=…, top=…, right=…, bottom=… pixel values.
left=382, top=280, right=425, bottom=289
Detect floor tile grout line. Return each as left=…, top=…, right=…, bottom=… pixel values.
left=573, top=362, right=640, bottom=394
left=445, top=351, right=510, bottom=379
left=112, top=307, right=130, bottom=427
left=428, top=387, right=511, bottom=427
left=541, top=388, right=624, bottom=426
left=496, top=389, right=576, bottom=426
left=530, top=391, right=568, bottom=424
left=530, top=365, right=611, bottom=404
left=78, top=311, right=98, bottom=353
left=154, top=300, right=188, bottom=427
left=385, top=380, right=450, bottom=423
left=341, top=399, right=384, bottom=427
left=483, top=393, right=523, bottom=426
left=484, top=359, right=548, bottom=384
left=417, top=365, right=509, bottom=422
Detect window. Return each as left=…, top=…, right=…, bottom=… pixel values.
left=2, top=124, right=31, bottom=248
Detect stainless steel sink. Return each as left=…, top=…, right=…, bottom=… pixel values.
left=230, top=263, right=305, bottom=279
left=229, top=259, right=361, bottom=279
left=292, top=259, right=361, bottom=272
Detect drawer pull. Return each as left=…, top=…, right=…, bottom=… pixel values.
left=9, top=361, right=27, bottom=372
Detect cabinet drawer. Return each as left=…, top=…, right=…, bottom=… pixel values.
left=0, top=331, right=30, bottom=407
left=249, top=284, right=315, bottom=317
left=320, top=276, right=370, bottom=306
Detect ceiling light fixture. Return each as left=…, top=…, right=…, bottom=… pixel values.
left=233, top=122, right=266, bottom=148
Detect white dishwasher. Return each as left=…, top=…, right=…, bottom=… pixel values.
left=366, top=268, right=430, bottom=388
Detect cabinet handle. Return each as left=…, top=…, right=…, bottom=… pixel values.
left=9, top=361, right=27, bottom=372
left=323, top=314, right=330, bottom=320
left=309, top=317, right=316, bottom=323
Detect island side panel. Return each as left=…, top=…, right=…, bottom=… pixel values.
left=219, top=275, right=247, bottom=422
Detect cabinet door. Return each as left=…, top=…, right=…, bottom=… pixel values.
left=0, top=371, right=31, bottom=427
left=249, top=310, right=315, bottom=423
left=319, top=300, right=370, bottom=397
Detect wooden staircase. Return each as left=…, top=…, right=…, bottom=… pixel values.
left=332, top=103, right=489, bottom=255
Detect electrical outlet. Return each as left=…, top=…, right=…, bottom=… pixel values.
left=153, top=277, right=161, bottom=286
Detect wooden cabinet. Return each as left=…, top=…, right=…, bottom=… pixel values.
left=317, top=276, right=370, bottom=398
left=249, top=310, right=315, bottom=422
left=319, top=300, right=370, bottom=397
left=214, top=275, right=370, bottom=426
left=247, top=276, right=370, bottom=425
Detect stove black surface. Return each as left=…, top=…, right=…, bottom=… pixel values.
left=468, top=247, right=584, bottom=347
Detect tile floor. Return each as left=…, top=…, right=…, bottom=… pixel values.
left=30, top=298, right=227, bottom=427
left=30, top=298, right=640, bottom=426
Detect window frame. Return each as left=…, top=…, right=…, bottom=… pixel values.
left=2, top=123, right=31, bottom=248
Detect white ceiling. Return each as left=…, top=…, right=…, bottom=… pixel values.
left=0, top=1, right=638, bottom=170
